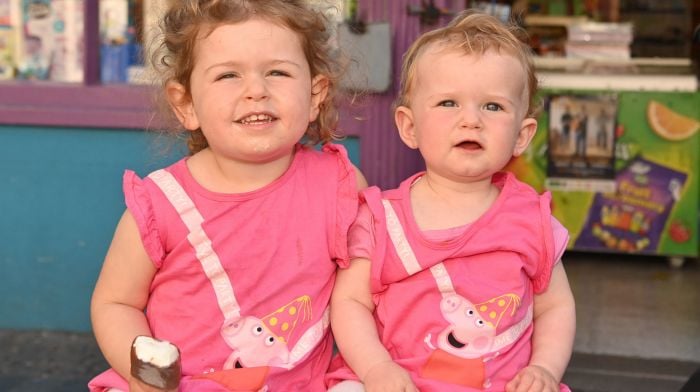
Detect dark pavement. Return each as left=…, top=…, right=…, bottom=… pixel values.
left=0, top=329, right=698, bottom=391
left=0, top=330, right=107, bottom=392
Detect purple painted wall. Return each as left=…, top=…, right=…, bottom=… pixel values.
left=339, top=0, right=466, bottom=189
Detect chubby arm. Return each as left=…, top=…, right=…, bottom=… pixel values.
left=331, top=258, right=389, bottom=377
left=331, top=258, right=416, bottom=390
left=333, top=165, right=374, bottom=370
left=91, top=210, right=157, bottom=382
left=530, top=262, right=576, bottom=380
left=507, top=262, right=576, bottom=392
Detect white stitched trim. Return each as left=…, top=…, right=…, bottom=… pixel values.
left=492, top=304, right=533, bottom=351
left=287, top=307, right=330, bottom=367
left=382, top=199, right=455, bottom=295
left=149, top=170, right=241, bottom=321
left=429, top=263, right=456, bottom=295
left=381, top=200, right=422, bottom=276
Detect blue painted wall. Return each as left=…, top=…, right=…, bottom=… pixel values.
left=0, top=125, right=359, bottom=332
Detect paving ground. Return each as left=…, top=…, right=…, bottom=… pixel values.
left=0, top=330, right=108, bottom=391
left=1, top=329, right=698, bottom=391
left=2, top=253, right=699, bottom=391
left=565, top=352, right=698, bottom=391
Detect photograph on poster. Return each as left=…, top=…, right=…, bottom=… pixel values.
left=546, top=94, right=618, bottom=188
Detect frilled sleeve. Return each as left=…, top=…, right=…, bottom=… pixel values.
left=322, top=143, right=360, bottom=268
left=531, top=195, right=570, bottom=294
left=123, top=170, right=166, bottom=268
left=340, top=202, right=375, bottom=269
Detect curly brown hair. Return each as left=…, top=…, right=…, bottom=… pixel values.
left=396, top=10, right=539, bottom=118
left=150, top=0, right=343, bottom=154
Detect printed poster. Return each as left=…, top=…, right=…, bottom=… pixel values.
left=546, top=94, right=618, bottom=192
left=574, top=156, right=688, bottom=253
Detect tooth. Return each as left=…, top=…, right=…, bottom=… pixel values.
left=239, top=114, right=273, bottom=123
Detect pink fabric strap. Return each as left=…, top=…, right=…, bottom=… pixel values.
left=381, top=199, right=422, bottom=276
left=381, top=199, right=455, bottom=296
left=148, top=169, right=241, bottom=321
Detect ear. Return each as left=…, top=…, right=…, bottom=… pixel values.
left=309, top=74, right=329, bottom=121
left=166, top=81, right=200, bottom=130
left=513, top=117, right=537, bottom=157
left=395, top=105, right=418, bottom=149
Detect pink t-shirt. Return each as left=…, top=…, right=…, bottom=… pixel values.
left=328, top=172, right=570, bottom=391
left=90, top=144, right=358, bottom=392
left=348, top=202, right=568, bottom=263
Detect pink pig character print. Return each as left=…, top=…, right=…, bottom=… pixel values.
left=436, top=294, right=497, bottom=358
left=221, top=316, right=291, bottom=369
left=220, top=295, right=312, bottom=370
left=421, top=293, right=523, bottom=389
left=193, top=296, right=314, bottom=391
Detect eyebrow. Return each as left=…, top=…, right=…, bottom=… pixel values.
left=487, top=94, right=517, bottom=106
left=204, top=59, right=303, bottom=73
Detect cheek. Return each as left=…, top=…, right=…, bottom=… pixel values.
left=472, top=335, right=491, bottom=350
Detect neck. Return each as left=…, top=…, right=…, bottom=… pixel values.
left=187, top=147, right=295, bottom=193
left=410, top=172, right=499, bottom=230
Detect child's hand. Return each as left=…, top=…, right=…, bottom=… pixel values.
left=363, top=360, right=418, bottom=392
left=505, top=364, right=559, bottom=392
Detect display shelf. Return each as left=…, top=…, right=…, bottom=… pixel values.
left=524, top=15, right=589, bottom=27
left=0, top=1, right=155, bottom=130
left=535, top=57, right=694, bottom=69
left=538, top=72, right=698, bottom=92
left=535, top=57, right=698, bottom=92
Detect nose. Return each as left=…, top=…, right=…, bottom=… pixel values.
left=460, top=106, right=482, bottom=129
left=244, top=75, right=268, bottom=101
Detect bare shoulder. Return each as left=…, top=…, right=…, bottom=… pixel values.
left=92, top=210, right=156, bottom=308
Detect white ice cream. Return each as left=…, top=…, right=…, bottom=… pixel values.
left=133, top=336, right=179, bottom=368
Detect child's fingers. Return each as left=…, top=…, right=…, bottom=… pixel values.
left=507, top=370, right=558, bottom=392
left=506, top=371, right=534, bottom=392
left=505, top=374, right=520, bottom=392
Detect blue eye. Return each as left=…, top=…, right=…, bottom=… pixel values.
left=438, top=100, right=457, bottom=107
left=485, top=102, right=502, bottom=111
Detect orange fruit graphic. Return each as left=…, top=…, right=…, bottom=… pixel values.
left=646, top=100, right=699, bottom=141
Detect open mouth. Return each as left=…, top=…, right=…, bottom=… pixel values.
left=236, top=113, right=276, bottom=125
left=447, top=332, right=467, bottom=349
left=456, top=140, right=482, bottom=150
left=235, top=360, right=244, bottom=368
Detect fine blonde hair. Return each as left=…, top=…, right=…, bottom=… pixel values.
left=151, top=0, right=342, bottom=154
left=396, top=10, right=539, bottom=118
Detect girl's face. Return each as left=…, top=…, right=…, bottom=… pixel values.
left=172, top=18, right=327, bottom=165
left=395, top=45, right=536, bottom=184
